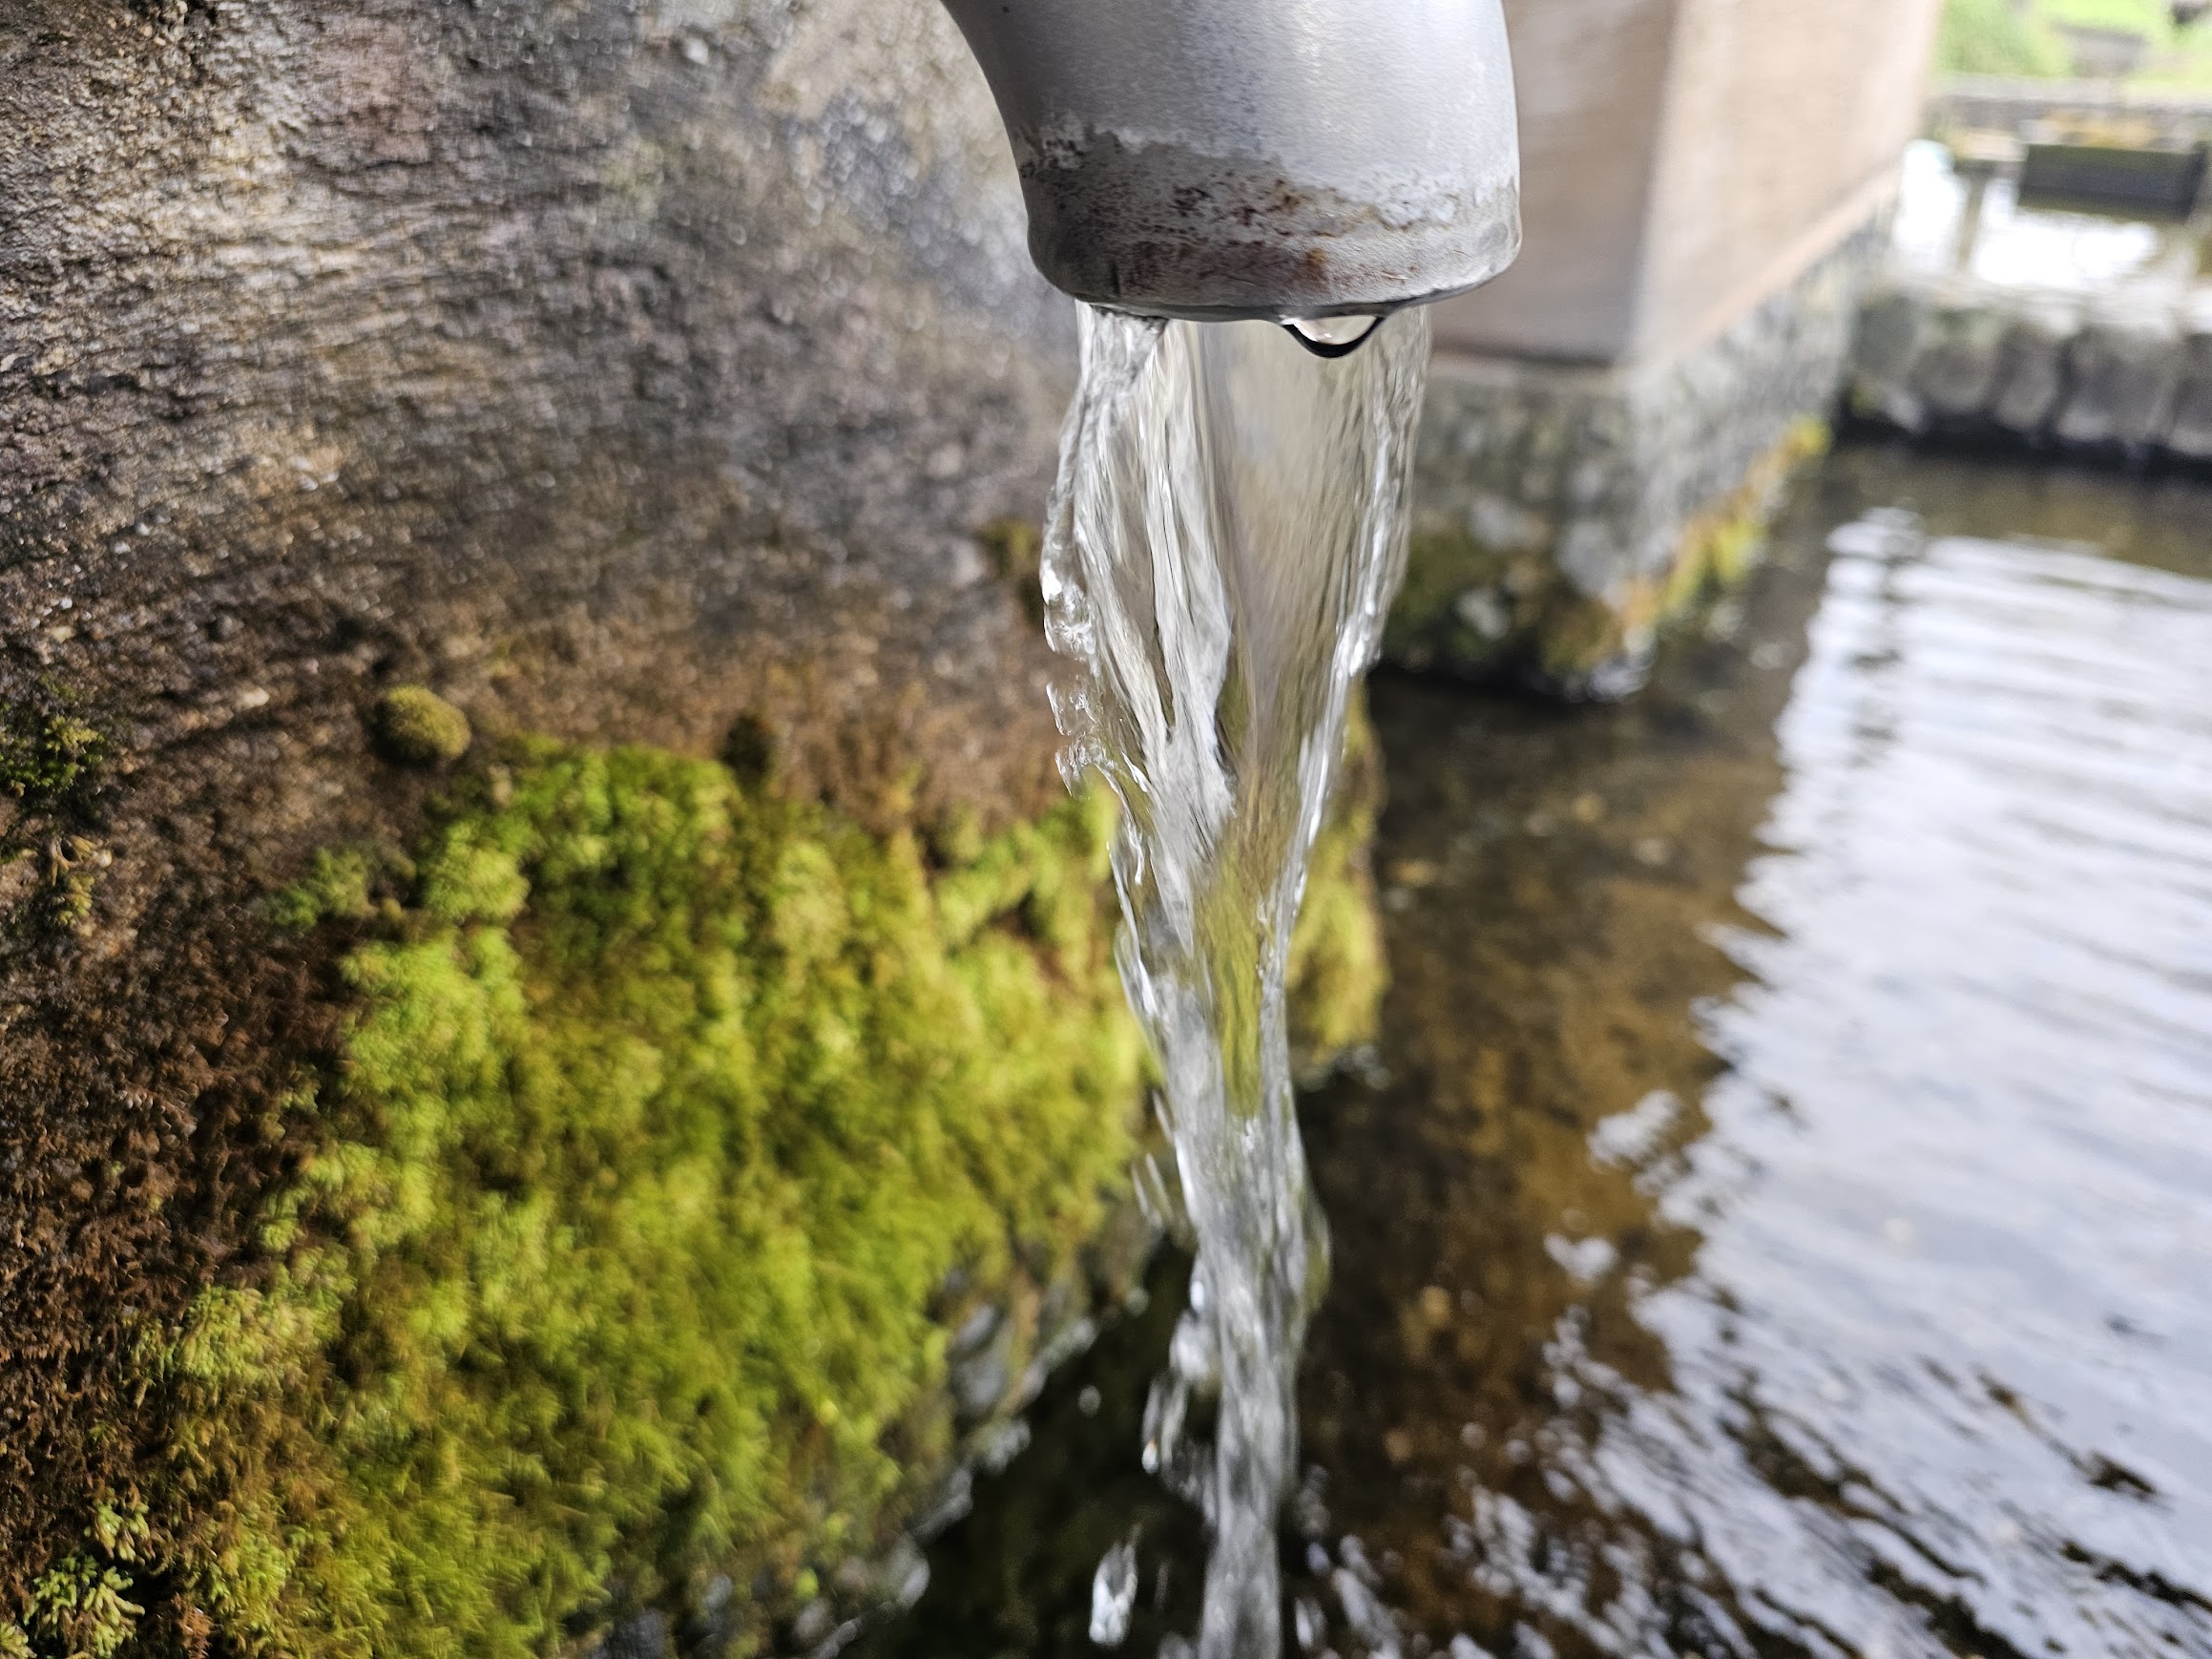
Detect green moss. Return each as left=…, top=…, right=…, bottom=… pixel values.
left=13, top=715, right=1386, bottom=1657
left=108, top=742, right=1138, bottom=1659
left=1, top=1502, right=152, bottom=1659
left=0, top=703, right=106, bottom=807
left=12, top=1555, right=143, bottom=1659
left=0, top=685, right=114, bottom=936
left=370, top=685, right=473, bottom=768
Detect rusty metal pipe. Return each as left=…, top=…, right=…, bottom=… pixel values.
left=939, top=0, right=1521, bottom=325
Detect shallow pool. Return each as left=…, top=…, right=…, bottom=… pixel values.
left=863, top=444, right=2212, bottom=1659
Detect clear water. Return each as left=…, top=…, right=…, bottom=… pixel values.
left=1038, top=304, right=1430, bottom=1658
left=860, top=447, right=2212, bottom=1659
left=1286, top=317, right=1387, bottom=358
left=1890, top=137, right=2210, bottom=302
left=1292, top=448, right=2212, bottom=1659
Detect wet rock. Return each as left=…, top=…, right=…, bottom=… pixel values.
left=1849, top=285, right=1930, bottom=430
left=2166, top=321, right=2212, bottom=460
left=947, top=1301, right=1001, bottom=1358
left=791, top=1599, right=836, bottom=1648
left=872, top=1537, right=931, bottom=1610
left=593, top=1609, right=669, bottom=1659
left=2055, top=312, right=2183, bottom=449
left=1909, top=298, right=2011, bottom=420
left=949, top=1341, right=1012, bottom=1423
left=1334, top=1566, right=1403, bottom=1659
left=1033, top=1312, right=1098, bottom=1375
left=1845, top=277, right=2212, bottom=465
left=1989, top=302, right=2078, bottom=434
left=909, top=1466, right=975, bottom=1540
left=969, top=1416, right=1032, bottom=1473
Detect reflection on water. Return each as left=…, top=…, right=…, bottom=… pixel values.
left=1303, top=446, right=2212, bottom=1659
left=862, top=447, right=2212, bottom=1659
left=1890, top=138, right=2210, bottom=302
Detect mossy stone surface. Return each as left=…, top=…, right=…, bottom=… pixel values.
left=143, top=743, right=1139, bottom=1659
left=0, top=686, right=114, bottom=937
left=0, top=702, right=106, bottom=808
left=0, top=0, right=1070, bottom=1638
left=6, top=717, right=1386, bottom=1657
left=1390, top=419, right=1829, bottom=698
left=370, top=685, right=474, bottom=768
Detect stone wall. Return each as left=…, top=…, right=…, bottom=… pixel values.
left=1398, top=223, right=1882, bottom=696
left=1931, top=74, right=2212, bottom=148
left=0, top=0, right=1086, bottom=1644
left=1402, top=0, right=1943, bottom=694
left=1847, top=275, right=2212, bottom=460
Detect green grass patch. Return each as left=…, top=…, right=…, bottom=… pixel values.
left=1938, top=0, right=2212, bottom=84
left=1938, top=0, right=2073, bottom=76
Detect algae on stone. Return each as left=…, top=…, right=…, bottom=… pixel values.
left=128, top=742, right=1144, bottom=1658
left=369, top=684, right=474, bottom=768
left=1389, top=419, right=1828, bottom=698
left=8, top=710, right=1389, bottom=1658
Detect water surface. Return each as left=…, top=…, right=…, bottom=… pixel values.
left=869, top=446, right=2212, bottom=1659
left=1891, top=137, right=2211, bottom=302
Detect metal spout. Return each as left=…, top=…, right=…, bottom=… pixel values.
left=939, top=0, right=1521, bottom=324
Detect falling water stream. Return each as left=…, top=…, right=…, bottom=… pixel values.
left=1038, top=305, right=1431, bottom=1658
left=863, top=442, right=2212, bottom=1659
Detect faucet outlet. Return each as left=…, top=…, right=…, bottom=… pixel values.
left=940, top=0, right=1522, bottom=324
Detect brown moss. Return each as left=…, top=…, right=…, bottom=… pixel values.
left=0, top=874, right=343, bottom=1659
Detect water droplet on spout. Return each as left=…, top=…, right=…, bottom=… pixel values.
left=1284, top=314, right=1382, bottom=358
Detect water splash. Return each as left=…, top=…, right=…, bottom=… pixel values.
left=1090, top=1530, right=1141, bottom=1648
left=1040, top=304, right=1430, bottom=1655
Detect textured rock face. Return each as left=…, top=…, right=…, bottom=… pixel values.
left=2173, top=331, right=2212, bottom=459
left=1990, top=302, right=2078, bottom=435
left=1, top=0, right=1073, bottom=790
left=0, top=0, right=1078, bottom=1610
left=1845, top=275, right=2212, bottom=461
left=2054, top=315, right=2186, bottom=449
left=1394, top=224, right=1878, bottom=695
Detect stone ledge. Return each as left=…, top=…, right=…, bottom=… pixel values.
left=1846, top=274, right=2212, bottom=462
left=1393, top=220, right=1883, bottom=697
